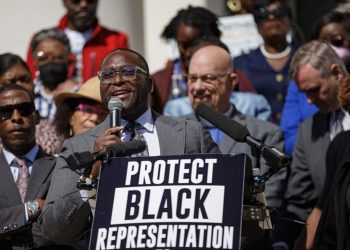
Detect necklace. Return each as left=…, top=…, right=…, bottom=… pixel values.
left=260, top=44, right=291, bottom=60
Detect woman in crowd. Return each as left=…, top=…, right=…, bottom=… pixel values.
left=234, top=0, right=298, bottom=124
left=53, top=76, right=108, bottom=140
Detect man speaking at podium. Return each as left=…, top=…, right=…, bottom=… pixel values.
left=38, top=48, right=220, bottom=246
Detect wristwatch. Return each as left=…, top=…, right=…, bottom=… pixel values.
left=27, top=201, right=40, bottom=217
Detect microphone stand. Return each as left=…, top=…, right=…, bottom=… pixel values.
left=76, top=151, right=112, bottom=191
left=245, top=136, right=291, bottom=195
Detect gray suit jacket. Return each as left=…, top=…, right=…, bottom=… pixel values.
left=285, top=112, right=331, bottom=221
left=186, top=106, right=286, bottom=209
left=40, top=112, right=220, bottom=245
left=0, top=148, right=58, bottom=249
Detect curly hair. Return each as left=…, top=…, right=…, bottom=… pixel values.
left=339, top=76, right=350, bottom=113
left=161, top=5, right=221, bottom=40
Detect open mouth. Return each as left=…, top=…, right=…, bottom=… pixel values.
left=111, top=90, right=130, bottom=99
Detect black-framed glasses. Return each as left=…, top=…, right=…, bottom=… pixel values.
left=0, top=102, right=35, bottom=121
left=98, top=66, right=149, bottom=85
left=187, top=73, right=230, bottom=85
left=255, top=6, right=289, bottom=22
left=70, top=0, right=96, bottom=4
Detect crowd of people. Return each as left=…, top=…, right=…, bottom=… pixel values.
left=0, top=0, right=350, bottom=249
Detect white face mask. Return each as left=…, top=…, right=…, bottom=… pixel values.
left=330, top=44, right=350, bottom=64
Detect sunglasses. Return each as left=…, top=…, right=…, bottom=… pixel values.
left=255, top=6, right=289, bottom=22
left=70, top=0, right=96, bottom=4
left=330, top=35, right=346, bottom=47
left=76, top=103, right=108, bottom=117
left=0, top=102, right=35, bottom=121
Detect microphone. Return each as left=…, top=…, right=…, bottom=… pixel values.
left=66, top=140, right=147, bottom=171
left=195, top=103, right=291, bottom=180
left=108, top=97, right=123, bottom=128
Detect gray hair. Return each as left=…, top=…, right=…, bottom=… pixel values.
left=31, top=28, right=70, bottom=56
left=289, top=40, right=348, bottom=79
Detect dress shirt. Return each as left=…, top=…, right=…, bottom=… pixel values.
left=3, top=144, right=39, bottom=182
left=121, top=108, right=160, bottom=156
left=329, top=108, right=350, bottom=140
left=198, top=105, right=233, bottom=144
left=34, top=79, right=56, bottom=119
left=3, top=144, right=39, bottom=221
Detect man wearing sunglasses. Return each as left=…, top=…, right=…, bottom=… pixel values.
left=39, top=48, right=220, bottom=246
left=26, top=0, right=129, bottom=84
left=0, top=83, right=72, bottom=249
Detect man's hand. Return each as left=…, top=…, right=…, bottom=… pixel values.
left=93, top=127, right=123, bottom=153
left=27, top=199, right=45, bottom=221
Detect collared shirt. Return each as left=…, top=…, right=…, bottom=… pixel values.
left=121, top=108, right=160, bottom=156
left=330, top=108, right=350, bottom=140
left=34, top=79, right=56, bottom=119
left=199, top=105, right=234, bottom=145
left=3, top=144, right=39, bottom=182
left=3, top=144, right=39, bottom=221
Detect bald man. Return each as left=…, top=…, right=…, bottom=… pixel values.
left=185, top=45, right=286, bottom=211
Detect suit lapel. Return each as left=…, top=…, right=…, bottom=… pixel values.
left=25, top=148, right=55, bottom=201
left=155, top=114, right=185, bottom=155
left=218, top=110, right=243, bottom=153
left=0, top=152, right=22, bottom=203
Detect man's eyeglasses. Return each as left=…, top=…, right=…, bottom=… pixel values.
left=98, top=66, right=149, bottom=85
left=254, top=6, right=289, bottom=22
left=76, top=103, right=108, bottom=117
left=187, top=73, right=230, bottom=85
left=0, top=102, right=35, bottom=121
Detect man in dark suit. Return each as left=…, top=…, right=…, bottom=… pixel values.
left=185, top=44, right=286, bottom=211
left=279, top=40, right=349, bottom=249
left=0, top=83, right=71, bottom=249
left=39, top=48, right=220, bottom=246
left=185, top=44, right=286, bottom=249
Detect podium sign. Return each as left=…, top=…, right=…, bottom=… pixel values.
left=90, top=154, right=246, bottom=250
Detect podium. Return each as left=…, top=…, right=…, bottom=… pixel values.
left=89, top=154, right=269, bottom=250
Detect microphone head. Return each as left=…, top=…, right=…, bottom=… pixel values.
left=108, top=97, right=123, bottom=111
left=195, top=102, right=249, bottom=142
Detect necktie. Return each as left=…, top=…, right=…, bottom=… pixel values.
left=13, top=157, right=29, bottom=203
left=124, top=122, right=149, bottom=156
left=331, top=110, right=345, bottom=140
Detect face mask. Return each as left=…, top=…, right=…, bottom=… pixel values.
left=330, top=44, right=350, bottom=64
left=38, top=62, right=68, bottom=90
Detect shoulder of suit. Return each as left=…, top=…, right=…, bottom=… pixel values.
left=299, top=111, right=327, bottom=129
left=238, top=114, right=281, bottom=134
left=156, top=114, right=190, bottom=126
